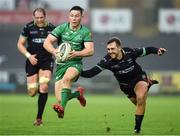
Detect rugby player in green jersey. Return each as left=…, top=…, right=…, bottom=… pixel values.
left=43, top=6, right=94, bottom=118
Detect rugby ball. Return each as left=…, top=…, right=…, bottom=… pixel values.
left=55, top=42, right=72, bottom=63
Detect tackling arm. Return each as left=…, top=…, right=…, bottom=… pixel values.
left=81, top=65, right=102, bottom=78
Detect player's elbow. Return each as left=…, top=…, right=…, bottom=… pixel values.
left=89, top=48, right=94, bottom=56
left=43, top=39, right=48, bottom=49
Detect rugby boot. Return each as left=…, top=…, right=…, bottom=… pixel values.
left=134, top=128, right=141, bottom=134
left=76, top=86, right=86, bottom=107
left=33, top=118, right=43, bottom=126
left=53, top=104, right=64, bottom=118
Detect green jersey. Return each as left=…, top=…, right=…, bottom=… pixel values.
left=51, top=22, right=93, bottom=81
left=51, top=22, right=92, bottom=62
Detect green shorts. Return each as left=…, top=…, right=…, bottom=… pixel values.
left=55, top=61, right=83, bottom=81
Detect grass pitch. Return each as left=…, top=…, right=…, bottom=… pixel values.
left=0, top=93, right=180, bottom=135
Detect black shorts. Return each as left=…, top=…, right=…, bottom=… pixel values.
left=119, top=73, right=148, bottom=98
left=25, top=58, right=54, bottom=77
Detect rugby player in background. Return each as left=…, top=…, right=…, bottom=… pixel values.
left=17, top=8, right=55, bottom=126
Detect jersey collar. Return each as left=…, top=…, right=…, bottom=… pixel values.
left=33, top=21, right=48, bottom=27
left=68, top=22, right=82, bottom=31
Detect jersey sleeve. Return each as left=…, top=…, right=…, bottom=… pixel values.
left=51, top=23, right=66, bottom=38
left=81, top=55, right=109, bottom=78
left=20, top=25, right=28, bottom=38
left=81, top=66, right=102, bottom=78
left=132, top=47, right=159, bottom=58
left=83, top=28, right=93, bottom=42
left=97, top=55, right=109, bottom=70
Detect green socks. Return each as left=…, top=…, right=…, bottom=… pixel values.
left=61, top=88, right=71, bottom=108
left=68, top=91, right=80, bottom=100
left=60, top=88, right=81, bottom=109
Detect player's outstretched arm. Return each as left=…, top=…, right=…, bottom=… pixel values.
left=81, top=66, right=102, bottom=78
left=157, top=48, right=167, bottom=56
left=135, top=47, right=167, bottom=57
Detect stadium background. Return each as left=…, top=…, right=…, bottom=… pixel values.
left=0, top=0, right=180, bottom=94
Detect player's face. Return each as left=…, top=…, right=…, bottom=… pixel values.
left=107, top=42, right=122, bottom=59
left=33, top=11, right=46, bottom=27
left=69, top=10, right=82, bottom=29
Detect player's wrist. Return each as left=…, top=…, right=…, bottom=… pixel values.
left=25, top=52, right=31, bottom=58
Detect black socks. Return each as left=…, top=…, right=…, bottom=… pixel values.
left=134, top=114, right=144, bottom=133
left=37, top=92, right=48, bottom=119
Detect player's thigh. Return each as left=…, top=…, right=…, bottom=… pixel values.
left=39, top=69, right=52, bottom=79
left=63, top=67, right=80, bottom=82
left=134, top=81, right=148, bottom=98
left=27, top=74, right=38, bottom=84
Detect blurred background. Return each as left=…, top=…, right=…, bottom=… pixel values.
left=0, top=0, right=180, bottom=95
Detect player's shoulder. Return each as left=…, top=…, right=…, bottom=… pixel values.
left=81, top=25, right=91, bottom=32
left=48, top=22, right=56, bottom=28
left=24, top=21, right=35, bottom=28
left=123, top=47, right=132, bottom=51
left=103, top=54, right=112, bottom=61
left=53, top=22, right=68, bottom=32
left=123, top=47, right=134, bottom=53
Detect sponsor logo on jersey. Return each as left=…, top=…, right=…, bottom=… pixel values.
left=32, top=38, right=46, bottom=43
left=117, top=65, right=135, bottom=74
left=30, top=31, right=38, bottom=34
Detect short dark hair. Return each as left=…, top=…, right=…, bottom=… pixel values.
left=70, top=6, right=84, bottom=15
left=107, top=37, right=122, bottom=47
left=33, top=8, right=46, bottom=17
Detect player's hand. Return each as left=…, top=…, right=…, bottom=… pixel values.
left=157, top=48, right=167, bottom=56
left=68, top=50, right=79, bottom=60
left=52, top=48, right=60, bottom=58
left=29, top=54, right=38, bottom=65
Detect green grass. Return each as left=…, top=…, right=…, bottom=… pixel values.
left=0, top=94, right=180, bottom=135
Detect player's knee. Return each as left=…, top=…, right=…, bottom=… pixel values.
left=39, top=77, right=50, bottom=92
left=39, top=83, right=48, bottom=93
left=136, top=96, right=145, bottom=106
left=27, top=83, right=38, bottom=97
left=62, top=77, right=71, bottom=85
left=39, top=77, right=50, bottom=84
left=28, top=88, right=38, bottom=97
